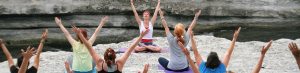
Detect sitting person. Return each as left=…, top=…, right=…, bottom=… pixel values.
left=157, top=9, right=201, bottom=72
left=131, top=0, right=162, bottom=52
left=72, top=25, right=149, bottom=73
left=54, top=16, right=108, bottom=73
left=180, top=27, right=240, bottom=73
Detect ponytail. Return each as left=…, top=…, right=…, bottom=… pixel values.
left=174, top=23, right=185, bottom=44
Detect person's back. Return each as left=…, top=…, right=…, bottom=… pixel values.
left=166, top=31, right=190, bottom=70
left=71, top=41, right=93, bottom=72
left=199, top=61, right=226, bottom=73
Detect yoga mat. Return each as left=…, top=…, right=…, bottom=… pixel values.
left=158, top=65, right=193, bottom=73
left=117, top=47, right=169, bottom=53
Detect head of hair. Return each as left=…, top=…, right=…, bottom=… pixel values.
left=104, top=48, right=116, bottom=67
left=143, top=10, right=151, bottom=16
left=174, top=23, right=185, bottom=44
left=143, top=10, right=151, bottom=20
left=206, top=52, right=221, bottom=69
left=76, top=28, right=88, bottom=43
left=17, top=56, right=29, bottom=67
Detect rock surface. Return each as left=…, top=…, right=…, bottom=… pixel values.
left=0, top=0, right=300, bottom=17
left=0, top=35, right=299, bottom=73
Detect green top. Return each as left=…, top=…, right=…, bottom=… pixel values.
left=72, top=41, right=93, bottom=71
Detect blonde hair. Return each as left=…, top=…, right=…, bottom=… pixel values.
left=174, top=23, right=185, bottom=44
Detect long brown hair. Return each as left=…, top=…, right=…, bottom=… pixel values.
left=104, top=48, right=116, bottom=67
left=76, top=28, right=88, bottom=43
left=174, top=23, right=185, bottom=44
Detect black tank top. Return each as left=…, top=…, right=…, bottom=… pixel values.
left=98, top=62, right=122, bottom=73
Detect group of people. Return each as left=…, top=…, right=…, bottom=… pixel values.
left=1, top=0, right=300, bottom=73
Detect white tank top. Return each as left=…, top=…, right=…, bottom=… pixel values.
left=139, top=21, right=153, bottom=39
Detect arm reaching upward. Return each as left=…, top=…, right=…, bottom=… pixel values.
left=131, top=0, right=142, bottom=25
left=252, top=40, right=272, bottom=73
left=18, top=47, right=35, bottom=73
left=288, top=42, right=300, bottom=69
left=55, top=17, right=76, bottom=45
left=159, top=10, right=170, bottom=36
left=190, top=31, right=203, bottom=65
left=0, top=39, right=14, bottom=67
left=178, top=42, right=200, bottom=73
left=150, top=0, right=160, bottom=24
left=73, top=26, right=104, bottom=70
left=118, top=29, right=149, bottom=65
left=88, top=16, right=108, bottom=44
left=223, top=27, right=241, bottom=68
left=187, top=10, right=201, bottom=33
left=33, top=29, right=48, bottom=69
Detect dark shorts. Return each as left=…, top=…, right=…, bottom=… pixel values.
left=10, top=65, right=37, bottom=73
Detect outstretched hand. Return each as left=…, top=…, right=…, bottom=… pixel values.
left=71, top=25, right=80, bottom=33
left=159, top=10, right=164, bottom=18
left=41, top=29, right=48, bottom=39
left=194, top=10, right=201, bottom=19
left=100, top=16, right=109, bottom=26
left=233, top=27, right=241, bottom=40
left=261, top=40, right=272, bottom=55
left=178, top=42, right=190, bottom=56
left=21, top=46, right=35, bottom=59
left=55, top=17, right=62, bottom=25
left=131, top=0, right=134, bottom=4
left=289, top=42, right=300, bottom=58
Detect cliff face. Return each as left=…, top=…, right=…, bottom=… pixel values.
left=0, top=0, right=299, bottom=50
left=0, top=0, right=300, bottom=17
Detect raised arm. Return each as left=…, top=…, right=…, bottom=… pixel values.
left=18, top=47, right=35, bottom=73
left=190, top=31, right=203, bottom=65
left=252, top=40, right=272, bottom=73
left=74, top=26, right=103, bottom=70
left=33, top=29, right=47, bottom=69
left=118, top=29, right=149, bottom=65
left=55, top=17, right=76, bottom=44
left=88, top=16, right=108, bottom=44
left=159, top=10, right=170, bottom=36
left=178, top=42, right=200, bottom=73
left=222, top=27, right=241, bottom=68
left=187, top=10, right=201, bottom=33
left=150, top=0, right=160, bottom=24
left=0, top=39, right=14, bottom=67
left=131, top=0, right=142, bottom=25
left=288, top=42, right=300, bottom=70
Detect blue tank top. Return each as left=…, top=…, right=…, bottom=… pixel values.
left=199, top=61, right=226, bottom=73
